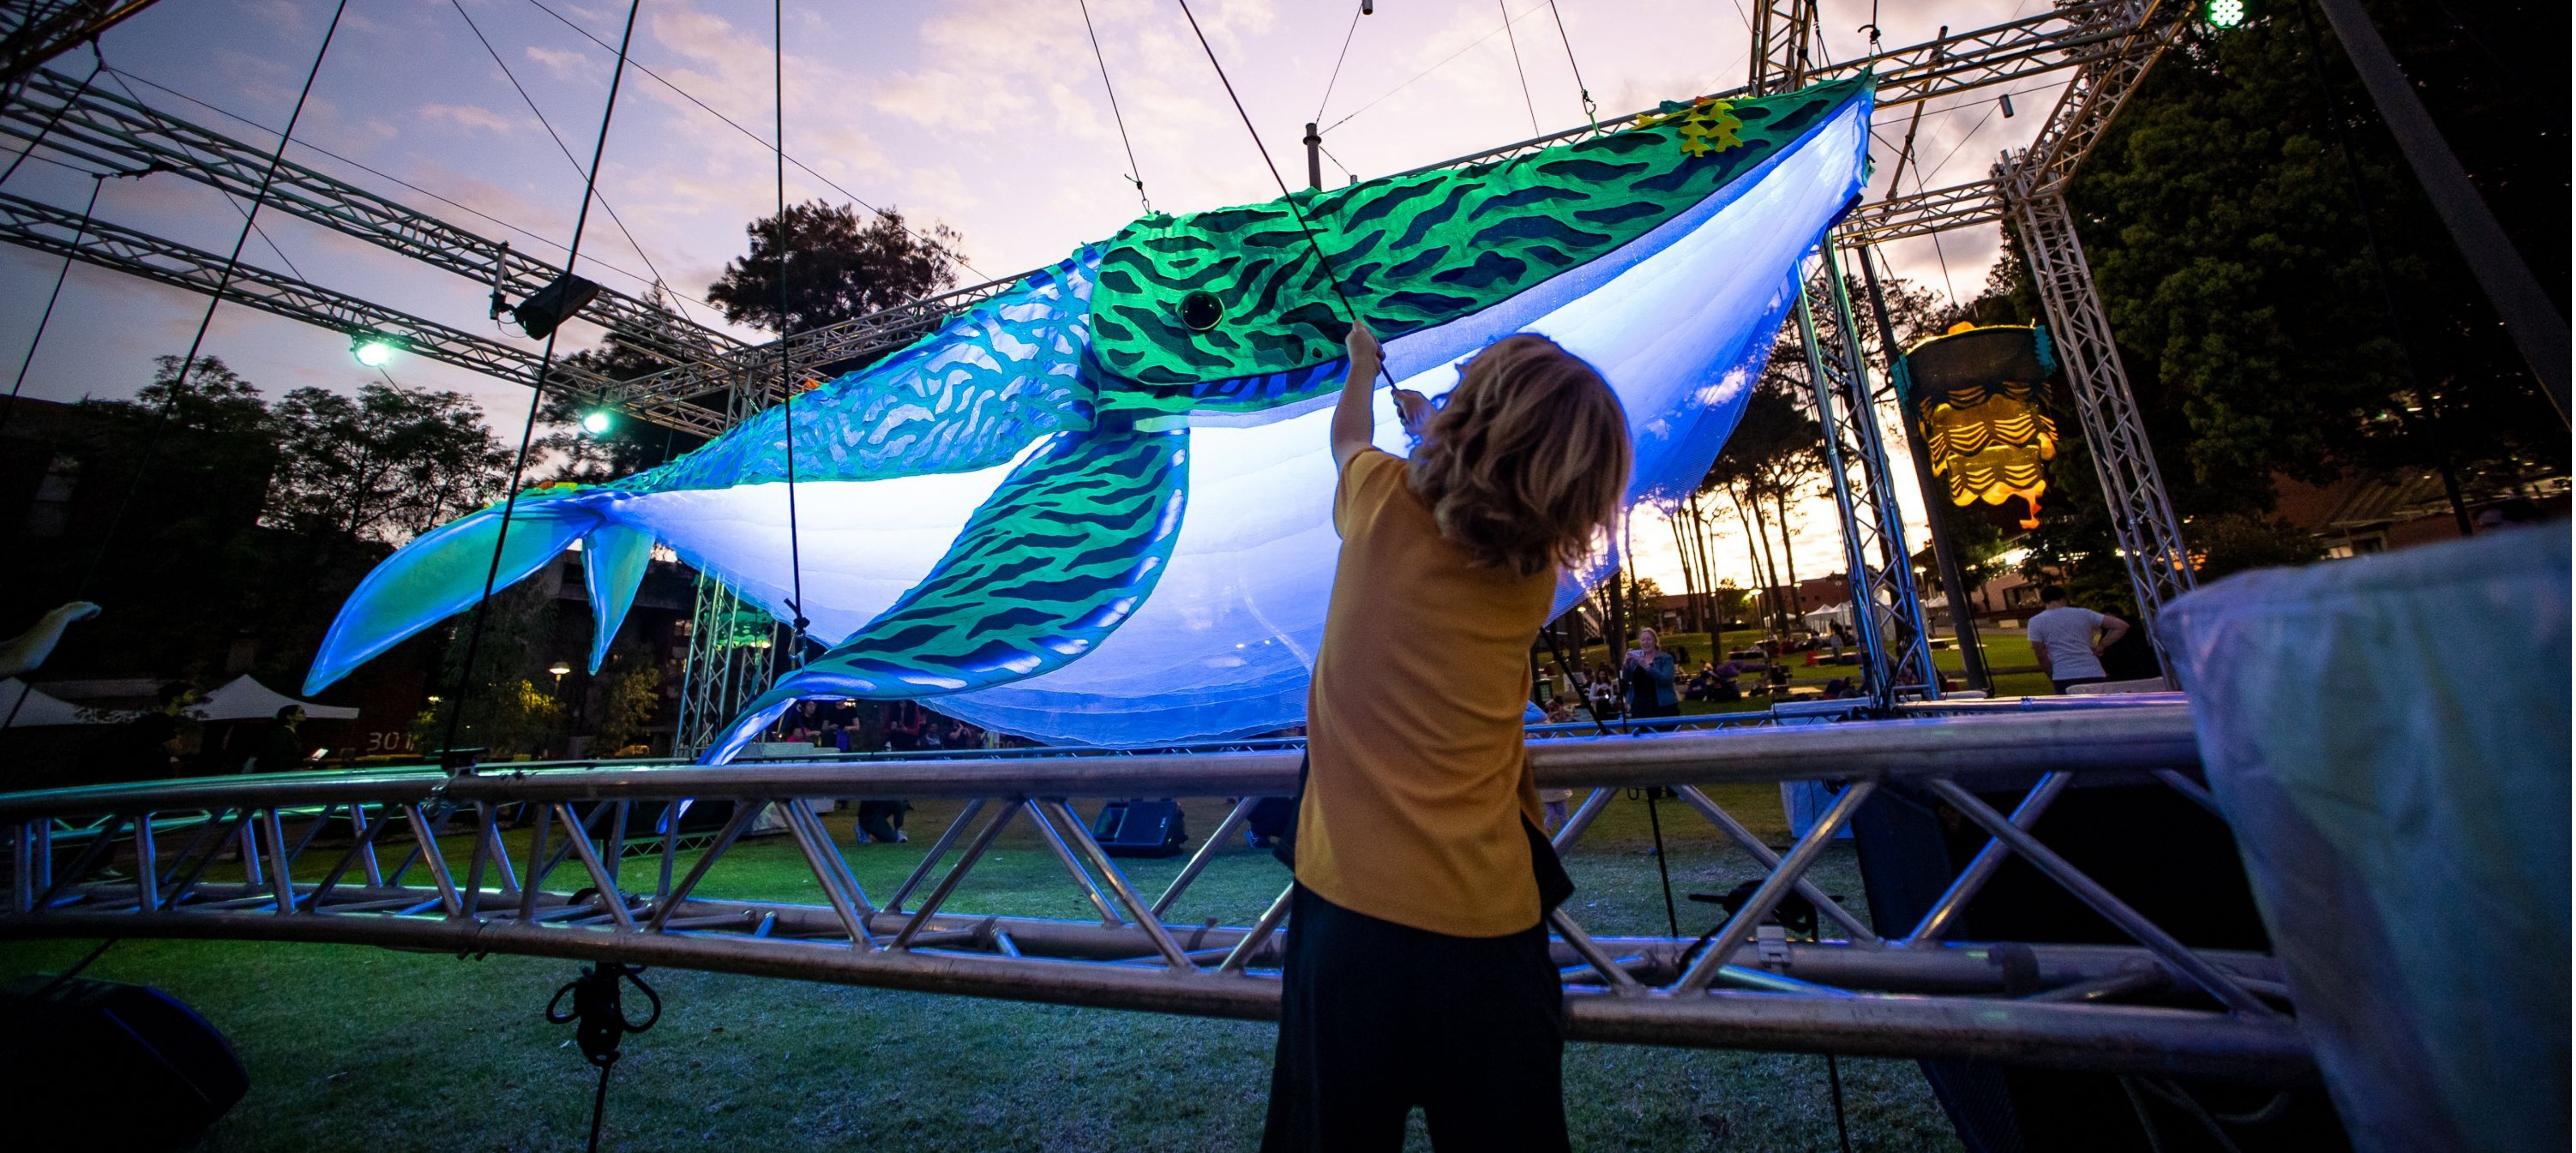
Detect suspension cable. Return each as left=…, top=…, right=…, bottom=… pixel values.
left=775, top=0, right=807, bottom=662
left=1321, top=0, right=1543, bottom=135
left=440, top=0, right=646, bottom=758
left=75, top=0, right=353, bottom=596
left=1311, top=2, right=1364, bottom=125
left=102, top=66, right=708, bottom=312
left=0, top=50, right=102, bottom=188
left=1543, top=0, right=1598, bottom=132
left=0, top=175, right=103, bottom=440
left=517, top=0, right=985, bottom=280
left=1499, top=0, right=1540, bottom=136
left=1077, top=0, right=1150, bottom=212
left=446, top=0, right=699, bottom=326
left=97, top=69, right=318, bottom=286
left=1170, top=0, right=1394, bottom=391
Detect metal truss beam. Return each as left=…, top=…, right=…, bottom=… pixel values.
left=2011, top=190, right=2196, bottom=672
left=1404, top=0, right=2182, bottom=180
left=1855, top=0, right=2184, bottom=110
left=1745, top=0, right=1818, bottom=96
left=0, top=1, right=158, bottom=99
left=600, top=271, right=1027, bottom=421
left=2006, top=0, right=2191, bottom=203
left=1793, top=236, right=1942, bottom=708
left=0, top=704, right=2307, bottom=1081
left=0, top=189, right=728, bottom=427
left=673, top=571, right=782, bottom=758
left=0, top=68, right=745, bottom=375
left=652, top=0, right=2198, bottom=434
left=1837, top=177, right=2006, bottom=246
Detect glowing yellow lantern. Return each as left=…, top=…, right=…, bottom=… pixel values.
left=1897, top=323, right=2060, bottom=531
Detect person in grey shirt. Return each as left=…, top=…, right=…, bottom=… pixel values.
left=2025, top=584, right=2129, bottom=693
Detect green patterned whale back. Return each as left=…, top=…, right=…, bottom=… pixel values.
left=1086, top=75, right=1871, bottom=415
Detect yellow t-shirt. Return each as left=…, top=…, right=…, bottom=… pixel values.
left=1295, top=448, right=1558, bottom=938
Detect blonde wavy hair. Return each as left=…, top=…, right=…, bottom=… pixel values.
left=1407, top=335, right=1632, bottom=578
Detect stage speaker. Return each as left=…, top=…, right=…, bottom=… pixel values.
left=1091, top=799, right=1189, bottom=858
left=0, top=975, right=248, bottom=1150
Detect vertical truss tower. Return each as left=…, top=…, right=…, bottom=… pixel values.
left=2009, top=191, right=2196, bottom=674
left=1796, top=236, right=1942, bottom=708
left=673, top=574, right=781, bottom=758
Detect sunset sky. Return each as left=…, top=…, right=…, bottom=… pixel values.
left=1, top=0, right=2068, bottom=597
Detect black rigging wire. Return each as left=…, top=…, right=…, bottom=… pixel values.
left=96, top=68, right=318, bottom=287
left=0, top=174, right=100, bottom=739
left=1321, top=1, right=1543, bottom=136
left=775, top=0, right=807, bottom=661
left=1170, top=0, right=1393, bottom=392
left=1542, top=0, right=1597, bottom=131
left=516, top=0, right=984, bottom=279
left=1317, top=138, right=1356, bottom=185
left=439, top=0, right=645, bottom=759
left=1311, top=2, right=1364, bottom=125
left=75, top=0, right=353, bottom=596
left=445, top=0, right=699, bottom=326
left=1498, top=0, right=1541, bottom=136
left=0, top=175, right=102, bottom=440
left=101, top=67, right=707, bottom=312
left=0, top=50, right=102, bottom=188
left=1077, top=0, right=1150, bottom=212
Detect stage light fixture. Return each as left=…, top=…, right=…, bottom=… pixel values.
left=580, top=410, right=613, bottom=435
left=511, top=272, right=601, bottom=340
left=352, top=335, right=398, bottom=367
left=2207, top=0, right=2246, bottom=27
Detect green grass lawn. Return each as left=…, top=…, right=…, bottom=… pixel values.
left=1563, top=627, right=2059, bottom=707
left=3, top=790, right=1967, bottom=1151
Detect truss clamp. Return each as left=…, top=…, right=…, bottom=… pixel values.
left=1757, top=923, right=1792, bottom=968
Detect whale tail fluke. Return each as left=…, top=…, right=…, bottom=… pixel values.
left=304, top=490, right=613, bottom=695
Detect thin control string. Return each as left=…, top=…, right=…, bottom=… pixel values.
left=440, top=0, right=645, bottom=759
left=1171, top=0, right=1395, bottom=392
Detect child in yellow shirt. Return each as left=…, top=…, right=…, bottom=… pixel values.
left=1262, top=321, right=1631, bottom=1153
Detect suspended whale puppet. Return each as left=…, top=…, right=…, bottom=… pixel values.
left=305, top=76, right=1875, bottom=759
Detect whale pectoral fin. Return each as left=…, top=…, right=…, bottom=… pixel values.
left=696, top=423, right=1188, bottom=764
left=305, top=493, right=606, bottom=695
left=696, top=688, right=806, bottom=767
left=580, top=524, right=655, bottom=674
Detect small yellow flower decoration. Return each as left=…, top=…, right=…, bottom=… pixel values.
left=1633, top=97, right=1744, bottom=157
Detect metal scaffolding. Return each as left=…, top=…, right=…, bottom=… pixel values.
left=1795, top=235, right=1941, bottom=707
left=1993, top=0, right=2199, bottom=669
left=0, top=702, right=2312, bottom=1082
left=2011, top=190, right=2198, bottom=667
left=672, top=572, right=782, bottom=759
left=0, top=188, right=623, bottom=401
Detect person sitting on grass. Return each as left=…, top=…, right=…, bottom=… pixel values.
left=1263, top=323, right=1630, bottom=1153
left=1708, top=659, right=1745, bottom=702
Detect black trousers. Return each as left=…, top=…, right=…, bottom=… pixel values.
left=1260, top=886, right=1569, bottom=1153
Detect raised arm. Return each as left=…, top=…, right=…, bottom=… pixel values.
left=1330, top=320, right=1429, bottom=470
left=1330, top=321, right=1383, bottom=469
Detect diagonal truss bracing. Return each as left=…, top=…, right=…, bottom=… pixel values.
left=0, top=704, right=2311, bottom=1081
left=0, top=187, right=701, bottom=424
left=2012, top=190, right=2196, bottom=667
left=0, top=67, right=742, bottom=369
left=0, top=2, right=2185, bottom=439
left=1794, top=235, right=1941, bottom=707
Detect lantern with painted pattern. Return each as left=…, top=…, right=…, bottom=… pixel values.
left=1898, top=323, right=2061, bottom=532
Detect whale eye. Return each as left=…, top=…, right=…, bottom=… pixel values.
left=1178, top=291, right=1224, bottom=333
